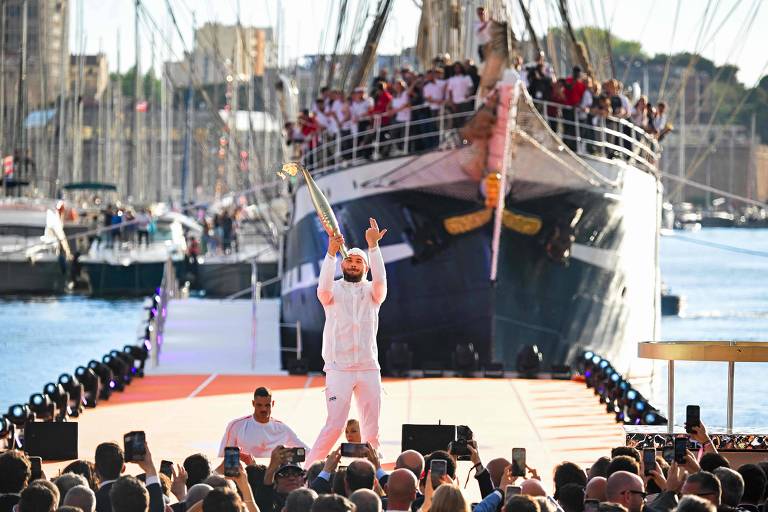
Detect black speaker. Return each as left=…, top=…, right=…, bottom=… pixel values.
left=24, top=422, right=78, bottom=460
left=401, top=424, right=456, bottom=455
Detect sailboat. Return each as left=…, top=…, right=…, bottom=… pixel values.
left=279, top=1, right=662, bottom=375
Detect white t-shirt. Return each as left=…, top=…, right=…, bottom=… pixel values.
left=350, top=98, right=373, bottom=135
left=332, top=99, right=352, bottom=131
left=474, top=20, right=492, bottom=45
left=219, top=416, right=308, bottom=458
left=391, top=91, right=411, bottom=122
left=447, top=75, right=474, bottom=103
left=423, top=80, right=446, bottom=111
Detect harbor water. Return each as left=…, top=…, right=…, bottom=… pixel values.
left=1, top=228, right=768, bottom=427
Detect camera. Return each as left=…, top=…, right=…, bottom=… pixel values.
left=448, top=425, right=474, bottom=461
left=284, top=447, right=306, bottom=463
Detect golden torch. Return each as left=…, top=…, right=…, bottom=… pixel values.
left=278, top=162, right=349, bottom=258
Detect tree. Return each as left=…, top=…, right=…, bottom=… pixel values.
left=108, top=66, right=161, bottom=103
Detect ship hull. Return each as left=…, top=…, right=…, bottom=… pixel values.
left=0, top=258, right=67, bottom=294
left=84, top=260, right=169, bottom=297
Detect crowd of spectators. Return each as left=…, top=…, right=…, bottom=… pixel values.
left=3, top=410, right=768, bottom=512
left=284, top=56, right=482, bottom=165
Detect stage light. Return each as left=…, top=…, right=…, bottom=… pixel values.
left=454, top=343, right=479, bottom=376
left=591, top=355, right=601, bottom=365
left=29, top=393, right=56, bottom=421
left=599, top=360, right=609, bottom=369
left=124, top=344, right=148, bottom=377
left=644, top=411, right=667, bottom=425
left=584, top=351, right=594, bottom=360
left=7, top=404, right=32, bottom=427
left=516, top=344, right=542, bottom=377
left=43, top=382, right=69, bottom=421
left=626, top=389, right=638, bottom=401
left=108, top=350, right=134, bottom=385
left=385, top=342, right=413, bottom=377
left=483, top=362, right=505, bottom=378
left=88, top=360, right=116, bottom=399
left=75, top=366, right=100, bottom=407
left=59, top=373, right=84, bottom=416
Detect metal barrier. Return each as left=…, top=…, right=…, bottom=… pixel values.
left=638, top=341, right=768, bottom=433
left=149, top=258, right=178, bottom=367
left=297, top=90, right=663, bottom=178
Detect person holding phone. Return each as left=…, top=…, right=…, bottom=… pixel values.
left=306, top=218, right=388, bottom=465
left=219, top=386, right=307, bottom=460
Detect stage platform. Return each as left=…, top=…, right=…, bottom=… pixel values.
left=41, top=298, right=625, bottom=494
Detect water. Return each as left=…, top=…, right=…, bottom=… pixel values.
left=0, top=296, right=145, bottom=413
left=656, top=228, right=768, bottom=428
left=1, top=229, right=767, bottom=428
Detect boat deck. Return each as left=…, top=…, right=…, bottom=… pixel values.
left=42, top=298, right=624, bottom=493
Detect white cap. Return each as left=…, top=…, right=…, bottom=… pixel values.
left=345, top=247, right=369, bottom=266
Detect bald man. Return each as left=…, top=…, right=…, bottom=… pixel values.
left=385, top=469, right=418, bottom=512
left=586, top=477, right=607, bottom=502
left=395, top=451, right=424, bottom=479
left=521, top=479, right=547, bottom=497
left=606, top=471, right=646, bottom=512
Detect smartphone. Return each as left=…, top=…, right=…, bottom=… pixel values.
left=224, top=446, right=240, bottom=477
left=585, top=499, right=600, bottom=512
left=285, top=447, right=306, bottom=463
left=123, top=431, right=146, bottom=462
left=662, top=445, right=674, bottom=464
left=430, top=459, right=447, bottom=487
left=504, top=485, right=522, bottom=502
left=686, top=405, right=701, bottom=434
left=511, top=448, right=526, bottom=477
left=674, top=436, right=688, bottom=464
left=160, top=460, right=174, bottom=478
left=29, top=456, right=43, bottom=481
left=643, top=448, right=656, bottom=476
left=340, top=442, right=368, bottom=458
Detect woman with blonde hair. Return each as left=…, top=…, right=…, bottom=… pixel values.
left=428, top=484, right=470, bottom=512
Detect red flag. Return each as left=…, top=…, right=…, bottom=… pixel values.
left=3, top=155, right=13, bottom=176
left=135, top=101, right=148, bottom=112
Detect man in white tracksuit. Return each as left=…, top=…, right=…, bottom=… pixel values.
left=306, top=217, right=388, bottom=465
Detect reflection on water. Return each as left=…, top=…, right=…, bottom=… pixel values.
left=0, top=296, right=144, bottom=412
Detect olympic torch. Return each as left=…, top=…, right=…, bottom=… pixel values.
left=278, top=162, right=349, bottom=258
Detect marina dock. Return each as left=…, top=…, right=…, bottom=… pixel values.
left=43, top=297, right=624, bottom=491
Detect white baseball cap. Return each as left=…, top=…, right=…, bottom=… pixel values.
left=345, top=247, right=369, bottom=266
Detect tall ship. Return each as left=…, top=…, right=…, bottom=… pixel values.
left=280, top=3, right=663, bottom=374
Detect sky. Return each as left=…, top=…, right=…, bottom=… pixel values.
left=74, top=0, right=768, bottom=86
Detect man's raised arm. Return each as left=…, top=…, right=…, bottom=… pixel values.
left=318, top=234, right=343, bottom=306
left=365, top=218, right=387, bottom=305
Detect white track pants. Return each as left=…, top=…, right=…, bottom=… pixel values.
left=306, top=369, right=381, bottom=464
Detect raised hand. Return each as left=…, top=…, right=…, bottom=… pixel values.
left=328, top=233, right=345, bottom=256
left=365, top=218, right=387, bottom=248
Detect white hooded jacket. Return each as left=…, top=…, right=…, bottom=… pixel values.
left=317, top=246, right=387, bottom=371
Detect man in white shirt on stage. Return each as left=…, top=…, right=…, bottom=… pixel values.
left=305, top=218, right=388, bottom=465
left=219, top=386, right=308, bottom=460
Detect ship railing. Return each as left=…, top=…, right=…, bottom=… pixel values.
left=298, top=97, right=480, bottom=175
left=530, top=97, right=662, bottom=175
left=279, top=320, right=303, bottom=361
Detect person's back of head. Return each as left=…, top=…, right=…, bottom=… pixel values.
left=610, top=447, right=640, bottom=463
left=394, top=450, right=425, bottom=479
left=33, top=482, right=60, bottom=509
left=700, top=454, right=730, bottom=473
left=585, top=477, right=607, bottom=502
left=737, top=464, right=766, bottom=505
left=95, top=443, right=124, bottom=482
left=589, top=457, right=611, bottom=480
left=606, top=456, right=639, bottom=478
left=349, top=489, right=381, bottom=512
left=62, top=461, right=98, bottom=491
left=58, top=506, right=83, bottom=512
left=0, top=449, right=32, bottom=494
left=311, top=494, right=356, bottom=512
left=533, top=497, right=556, bottom=512
left=606, top=471, right=641, bottom=503
left=386, top=468, right=417, bottom=508
left=202, top=488, right=242, bottom=512
left=684, top=472, right=721, bottom=505
left=553, top=462, right=587, bottom=497
left=557, top=483, right=585, bottom=512
left=714, top=468, right=744, bottom=508
left=284, top=488, right=318, bottom=512
left=430, top=484, right=469, bottom=512
left=203, top=475, right=232, bottom=490
left=423, top=451, right=457, bottom=481
left=486, top=458, right=511, bottom=488
left=185, top=484, right=214, bottom=507
left=678, top=496, right=717, bottom=512
left=520, top=479, right=547, bottom=497
left=184, top=454, right=212, bottom=487
left=345, top=460, right=375, bottom=493
left=63, top=485, right=96, bottom=512
left=504, top=495, right=540, bottom=512
left=305, top=462, right=325, bottom=485
left=20, top=483, right=57, bottom=512
left=597, top=504, right=627, bottom=512
left=55, top=474, right=89, bottom=506
left=109, top=476, right=148, bottom=512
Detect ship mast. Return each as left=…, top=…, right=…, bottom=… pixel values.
left=349, top=0, right=395, bottom=89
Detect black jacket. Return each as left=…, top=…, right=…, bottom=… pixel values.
left=97, top=479, right=164, bottom=512
left=0, top=494, right=20, bottom=512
